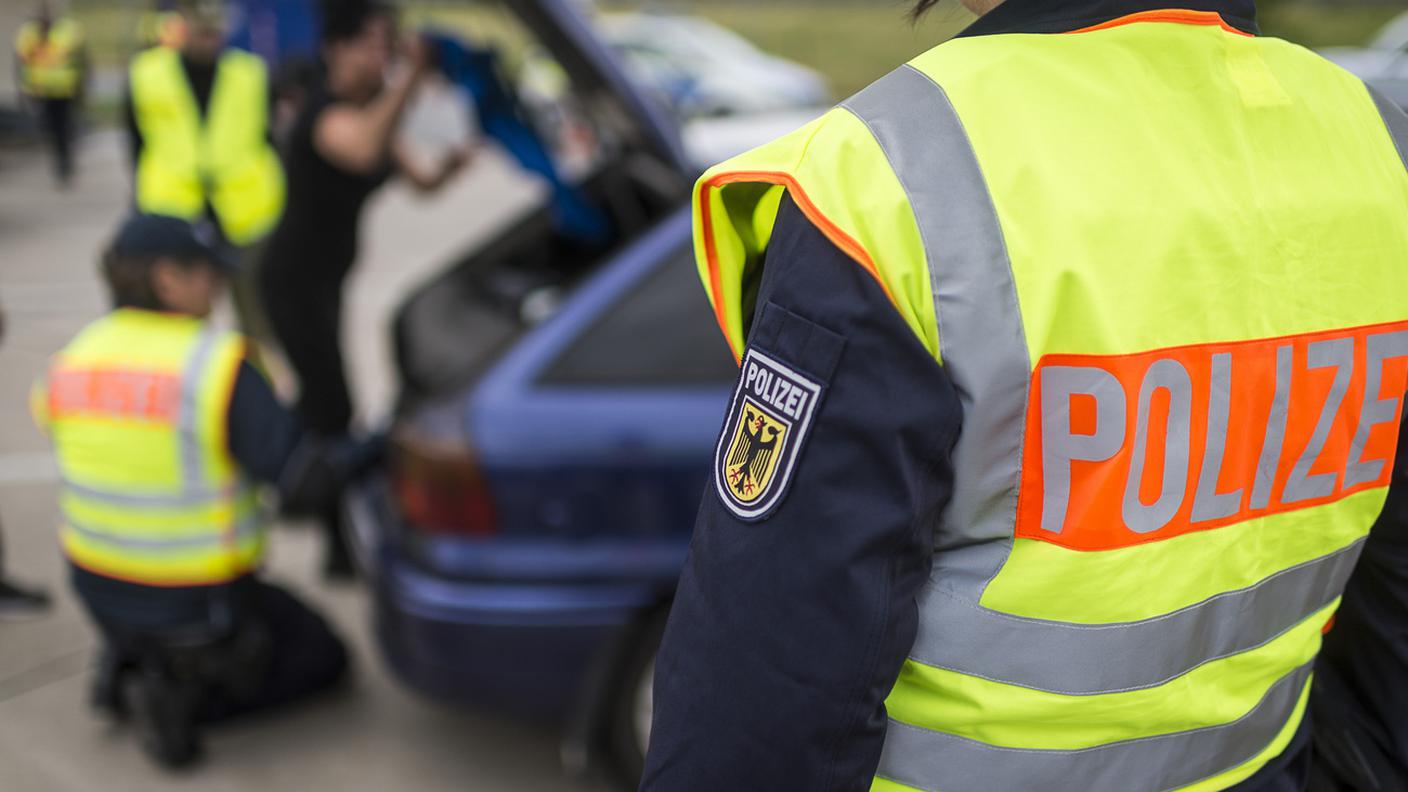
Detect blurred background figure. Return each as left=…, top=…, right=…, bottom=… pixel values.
left=12, top=1, right=88, bottom=188
left=124, top=0, right=285, bottom=339
left=0, top=300, right=51, bottom=621
left=258, top=0, right=470, bottom=579
left=31, top=214, right=382, bottom=768
left=136, top=0, right=187, bottom=50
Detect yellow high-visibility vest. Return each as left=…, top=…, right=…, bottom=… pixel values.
left=34, top=310, right=266, bottom=587
left=130, top=47, right=285, bottom=246
left=696, top=11, right=1408, bottom=791
left=14, top=18, right=83, bottom=99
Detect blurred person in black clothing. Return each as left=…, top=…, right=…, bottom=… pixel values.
left=259, top=0, right=471, bottom=579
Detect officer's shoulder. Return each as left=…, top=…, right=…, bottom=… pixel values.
left=222, top=48, right=267, bottom=73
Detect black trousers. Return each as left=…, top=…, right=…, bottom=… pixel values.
left=260, top=264, right=353, bottom=437
left=36, top=97, right=74, bottom=184
left=259, top=261, right=356, bottom=566
left=74, top=571, right=348, bottom=723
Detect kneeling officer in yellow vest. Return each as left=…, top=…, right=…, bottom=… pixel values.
left=31, top=215, right=383, bottom=767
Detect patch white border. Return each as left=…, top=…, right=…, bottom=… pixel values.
left=714, top=349, right=824, bottom=520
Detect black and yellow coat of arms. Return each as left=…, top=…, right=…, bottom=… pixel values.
left=715, top=349, right=824, bottom=520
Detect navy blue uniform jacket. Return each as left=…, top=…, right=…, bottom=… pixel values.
left=641, top=2, right=1408, bottom=788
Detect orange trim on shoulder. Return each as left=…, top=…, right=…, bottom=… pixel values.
left=697, top=170, right=897, bottom=363
left=1068, top=9, right=1253, bottom=37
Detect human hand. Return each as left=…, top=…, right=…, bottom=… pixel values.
left=403, top=33, right=435, bottom=77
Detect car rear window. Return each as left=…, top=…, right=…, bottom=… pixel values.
left=539, top=244, right=738, bottom=386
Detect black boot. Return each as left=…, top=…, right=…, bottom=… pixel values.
left=0, top=578, right=49, bottom=621
left=321, top=507, right=357, bottom=582
left=90, top=649, right=130, bottom=720
left=124, top=667, right=202, bottom=769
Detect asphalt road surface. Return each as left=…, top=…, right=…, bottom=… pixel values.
left=0, top=125, right=614, bottom=792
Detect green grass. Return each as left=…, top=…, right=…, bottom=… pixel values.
left=604, top=2, right=976, bottom=98
left=61, top=0, right=1403, bottom=112
left=65, top=3, right=144, bottom=69
left=601, top=0, right=1395, bottom=98
left=1258, top=4, right=1402, bottom=49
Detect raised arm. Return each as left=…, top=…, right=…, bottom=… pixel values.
left=312, top=37, right=431, bottom=176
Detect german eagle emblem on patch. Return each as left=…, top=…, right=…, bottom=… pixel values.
left=715, top=349, right=823, bottom=520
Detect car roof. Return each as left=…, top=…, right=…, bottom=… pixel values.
left=508, top=0, right=691, bottom=173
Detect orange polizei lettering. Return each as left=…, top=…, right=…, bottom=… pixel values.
left=48, top=367, right=182, bottom=423
left=1016, top=321, right=1408, bottom=551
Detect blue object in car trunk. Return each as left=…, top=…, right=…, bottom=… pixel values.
left=428, top=31, right=614, bottom=246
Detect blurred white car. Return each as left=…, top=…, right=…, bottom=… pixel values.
left=682, top=108, right=822, bottom=170
left=1320, top=11, right=1408, bottom=109
left=600, top=13, right=830, bottom=119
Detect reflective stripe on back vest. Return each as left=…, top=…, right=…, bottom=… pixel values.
left=130, top=47, right=285, bottom=246
left=15, top=19, right=82, bottom=98
left=694, top=12, right=1408, bottom=792
left=44, top=310, right=265, bottom=586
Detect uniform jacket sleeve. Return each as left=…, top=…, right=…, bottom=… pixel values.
left=640, top=194, right=962, bottom=792
left=1312, top=413, right=1408, bottom=785
left=226, top=359, right=303, bottom=485
left=226, top=360, right=386, bottom=514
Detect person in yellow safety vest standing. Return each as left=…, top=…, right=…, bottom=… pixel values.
left=13, top=1, right=87, bottom=187
left=124, top=1, right=284, bottom=255
left=32, top=215, right=382, bottom=766
left=641, top=0, right=1408, bottom=791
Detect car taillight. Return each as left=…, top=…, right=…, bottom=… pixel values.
left=390, top=427, right=498, bottom=537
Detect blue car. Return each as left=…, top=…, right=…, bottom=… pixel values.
left=342, top=0, right=738, bottom=785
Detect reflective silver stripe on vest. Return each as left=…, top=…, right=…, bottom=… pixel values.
left=67, top=513, right=261, bottom=552
left=875, top=663, right=1313, bottom=792
left=909, top=539, right=1360, bottom=694
left=842, top=65, right=1326, bottom=788
left=61, top=478, right=238, bottom=509
left=1367, top=85, right=1408, bottom=172
left=841, top=63, right=1030, bottom=598
left=179, top=328, right=220, bottom=489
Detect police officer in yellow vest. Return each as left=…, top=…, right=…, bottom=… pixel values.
left=642, top=0, right=1408, bottom=790
left=32, top=215, right=380, bottom=766
left=124, top=2, right=284, bottom=251
left=13, top=2, right=87, bottom=187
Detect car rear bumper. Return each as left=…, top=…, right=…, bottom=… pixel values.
left=343, top=476, right=675, bottom=720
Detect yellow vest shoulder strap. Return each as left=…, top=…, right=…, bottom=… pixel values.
left=694, top=110, right=940, bottom=363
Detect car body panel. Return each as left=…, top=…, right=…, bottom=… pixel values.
left=348, top=0, right=754, bottom=766
left=350, top=205, right=731, bottom=725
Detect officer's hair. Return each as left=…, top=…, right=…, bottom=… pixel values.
left=100, top=249, right=210, bottom=311
left=321, top=0, right=396, bottom=45
left=911, top=0, right=941, bottom=20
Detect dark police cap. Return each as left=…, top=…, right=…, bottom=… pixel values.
left=110, top=214, right=226, bottom=267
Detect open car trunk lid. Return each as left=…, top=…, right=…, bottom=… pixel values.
left=393, top=0, right=697, bottom=408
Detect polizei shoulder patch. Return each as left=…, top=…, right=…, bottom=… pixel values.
left=715, top=349, right=824, bottom=521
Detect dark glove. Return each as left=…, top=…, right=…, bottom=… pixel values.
left=277, top=433, right=388, bottom=518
